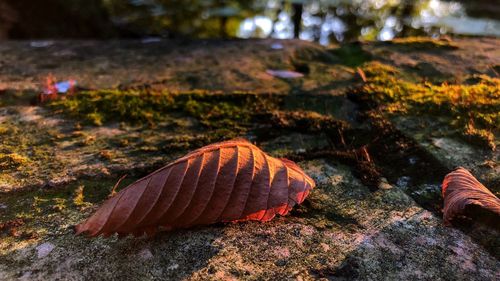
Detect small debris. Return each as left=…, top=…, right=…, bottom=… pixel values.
left=19, top=271, right=32, bottom=280
left=356, top=67, right=367, bottom=82
left=54, top=81, right=76, bottom=93
left=141, top=37, right=162, bottom=44
left=396, top=176, right=411, bottom=189
left=36, top=242, right=55, bottom=258
left=99, top=150, right=113, bottom=160
left=0, top=203, right=7, bottom=209
left=30, top=41, right=54, bottom=48
left=0, top=218, right=25, bottom=235
left=378, top=177, right=393, bottom=190
left=356, top=146, right=371, bottom=162
left=138, top=248, right=154, bottom=260
left=432, top=138, right=447, bottom=149
left=167, top=263, right=179, bottom=271
left=319, top=243, right=330, bottom=252
left=39, top=75, right=76, bottom=103
left=109, top=174, right=128, bottom=198
left=408, top=157, right=418, bottom=165
left=274, top=259, right=288, bottom=266
left=266, top=69, right=304, bottom=79
left=270, top=43, right=284, bottom=50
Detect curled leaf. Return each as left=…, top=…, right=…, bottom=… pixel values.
left=75, top=139, right=315, bottom=237
left=442, top=167, right=500, bottom=226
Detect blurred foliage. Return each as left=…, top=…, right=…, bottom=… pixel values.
left=1, top=0, right=115, bottom=38
left=100, top=0, right=440, bottom=41
left=103, top=0, right=267, bottom=37
left=2, top=0, right=496, bottom=42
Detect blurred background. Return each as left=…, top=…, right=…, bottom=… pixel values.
left=0, top=0, right=499, bottom=43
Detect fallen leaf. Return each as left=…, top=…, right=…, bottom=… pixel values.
left=442, top=167, right=500, bottom=226
left=75, top=139, right=315, bottom=237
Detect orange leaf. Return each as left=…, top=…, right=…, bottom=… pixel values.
left=442, top=167, right=500, bottom=226
left=75, top=139, right=315, bottom=237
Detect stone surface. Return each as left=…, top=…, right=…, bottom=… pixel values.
left=0, top=37, right=499, bottom=280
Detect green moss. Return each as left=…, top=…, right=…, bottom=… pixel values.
left=0, top=177, right=137, bottom=242
left=49, top=90, right=177, bottom=126
left=183, top=99, right=250, bottom=129
left=269, top=111, right=348, bottom=134
left=48, top=90, right=281, bottom=130
left=354, top=62, right=500, bottom=149
left=0, top=120, right=62, bottom=187
left=72, top=185, right=86, bottom=207
left=86, top=112, right=103, bottom=126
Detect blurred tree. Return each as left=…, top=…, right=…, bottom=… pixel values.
left=291, top=0, right=304, bottom=38
left=2, top=0, right=116, bottom=38
left=0, top=0, right=494, bottom=42
left=0, top=1, right=17, bottom=39
left=451, top=0, right=500, bottom=20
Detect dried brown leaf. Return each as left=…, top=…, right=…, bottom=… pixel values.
left=442, top=167, right=500, bottom=225
left=75, top=139, right=315, bottom=237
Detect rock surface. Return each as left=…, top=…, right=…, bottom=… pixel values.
left=0, top=38, right=499, bottom=280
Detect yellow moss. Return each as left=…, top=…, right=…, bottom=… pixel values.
left=463, top=122, right=496, bottom=150
left=389, top=37, right=458, bottom=49
left=49, top=90, right=177, bottom=126
left=52, top=198, right=67, bottom=212
left=0, top=119, right=64, bottom=189
left=87, top=112, right=103, bottom=126
left=72, top=185, right=86, bottom=207
left=0, top=124, right=10, bottom=135
left=0, top=153, right=29, bottom=170
left=82, top=135, right=96, bottom=146
left=32, top=197, right=47, bottom=213
left=356, top=62, right=500, bottom=149
left=47, top=90, right=280, bottom=136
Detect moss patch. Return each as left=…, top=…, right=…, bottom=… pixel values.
left=353, top=62, right=499, bottom=149
left=385, top=37, right=458, bottom=50
left=0, top=177, right=137, bottom=243
left=49, top=90, right=177, bottom=126
left=0, top=120, right=63, bottom=188
left=48, top=90, right=281, bottom=128
left=0, top=153, right=29, bottom=170
left=46, top=90, right=353, bottom=142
